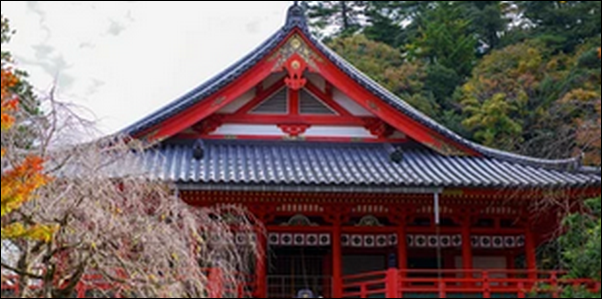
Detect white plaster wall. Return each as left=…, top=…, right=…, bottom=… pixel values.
left=218, top=89, right=256, bottom=113
left=333, top=89, right=374, bottom=117
left=212, top=124, right=284, bottom=136
left=263, top=72, right=286, bottom=89
left=306, top=73, right=326, bottom=92
left=303, top=126, right=375, bottom=138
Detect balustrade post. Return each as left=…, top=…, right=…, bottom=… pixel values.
left=438, top=280, right=447, bottom=298
left=517, top=282, right=526, bottom=298
left=361, top=284, right=368, bottom=299
left=483, top=271, right=491, bottom=299
left=551, top=272, right=559, bottom=298
left=76, top=282, right=86, bottom=298
left=386, top=268, right=399, bottom=299
left=209, top=268, right=224, bottom=299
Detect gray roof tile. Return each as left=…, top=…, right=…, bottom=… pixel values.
left=140, top=140, right=601, bottom=191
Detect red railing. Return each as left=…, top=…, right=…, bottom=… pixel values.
left=342, top=269, right=601, bottom=299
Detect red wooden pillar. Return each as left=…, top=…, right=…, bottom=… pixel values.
left=397, top=225, right=407, bottom=272
left=397, top=224, right=407, bottom=297
left=290, top=89, right=300, bottom=116
left=256, top=230, right=268, bottom=298
left=462, top=219, right=473, bottom=272
left=525, top=225, right=537, bottom=280
left=333, top=218, right=343, bottom=298
left=386, top=268, right=400, bottom=298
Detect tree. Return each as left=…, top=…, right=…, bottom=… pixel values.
left=363, top=2, right=403, bottom=48
left=457, top=1, right=511, bottom=51
left=1, top=15, right=54, bottom=246
left=2, top=16, right=259, bottom=298
left=303, top=1, right=368, bottom=38
left=460, top=39, right=601, bottom=157
left=328, top=35, right=440, bottom=119
left=516, top=1, right=602, bottom=52
left=406, top=2, right=478, bottom=79
left=559, top=197, right=601, bottom=298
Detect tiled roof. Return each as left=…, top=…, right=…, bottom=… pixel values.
left=140, top=140, right=601, bottom=191
left=122, top=3, right=595, bottom=174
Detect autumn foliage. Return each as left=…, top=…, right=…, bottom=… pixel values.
left=1, top=46, right=53, bottom=242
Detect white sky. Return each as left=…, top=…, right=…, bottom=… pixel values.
left=2, top=1, right=293, bottom=135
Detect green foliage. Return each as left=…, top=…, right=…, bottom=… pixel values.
left=328, top=35, right=442, bottom=119
left=560, top=198, right=601, bottom=297
left=1, top=15, right=14, bottom=64
left=302, top=1, right=368, bottom=38
left=305, top=1, right=600, bottom=161
left=363, top=2, right=403, bottom=48
left=463, top=93, right=523, bottom=148
left=516, top=1, right=601, bottom=53
left=456, top=1, right=510, bottom=51
left=1, top=15, right=38, bottom=117
left=406, top=2, right=478, bottom=78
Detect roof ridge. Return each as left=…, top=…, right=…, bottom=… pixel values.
left=123, top=5, right=590, bottom=175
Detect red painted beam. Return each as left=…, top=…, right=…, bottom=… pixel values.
left=174, top=133, right=406, bottom=143
left=294, top=31, right=480, bottom=157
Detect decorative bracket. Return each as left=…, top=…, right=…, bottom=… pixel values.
left=364, top=118, right=394, bottom=139
left=284, top=53, right=308, bottom=90
left=278, top=124, right=311, bottom=137
left=192, top=114, right=224, bottom=135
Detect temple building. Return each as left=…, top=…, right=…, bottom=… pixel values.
left=122, top=4, right=601, bottom=298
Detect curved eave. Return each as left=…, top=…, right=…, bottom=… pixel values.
left=122, top=9, right=593, bottom=174
left=138, top=141, right=601, bottom=192
left=121, top=27, right=293, bottom=137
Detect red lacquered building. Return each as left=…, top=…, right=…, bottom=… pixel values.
left=121, top=4, right=601, bottom=298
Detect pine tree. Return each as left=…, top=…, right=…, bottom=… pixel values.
left=303, top=1, right=368, bottom=38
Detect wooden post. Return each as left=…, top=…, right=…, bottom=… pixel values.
left=209, top=268, right=224, bottom=299
left=290, top=89, right=300, bottom=116
left=482, top=271, right=491, bottom=299
left=386, top=268, right=400, bottom=299
left=76, top=282, right=86, bottom=299
left=525, top=225, right=537, bottom=281
left=333, top=217, right=343, bottom=298
left=256, top=230, right=267, bottom=299
left=397, top=225, right=407, bottom=273
left=462, top=219, right=473, bottom=277
left=517, top=282, right=526, bottom=298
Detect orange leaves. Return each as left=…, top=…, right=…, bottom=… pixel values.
left=2, top=59, right=55, bottom=243
left=0, top=140, right=54, bottom=243
left=1, top=68, right=19, bottom=131
left=1, top=156, right=50, bottom=217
